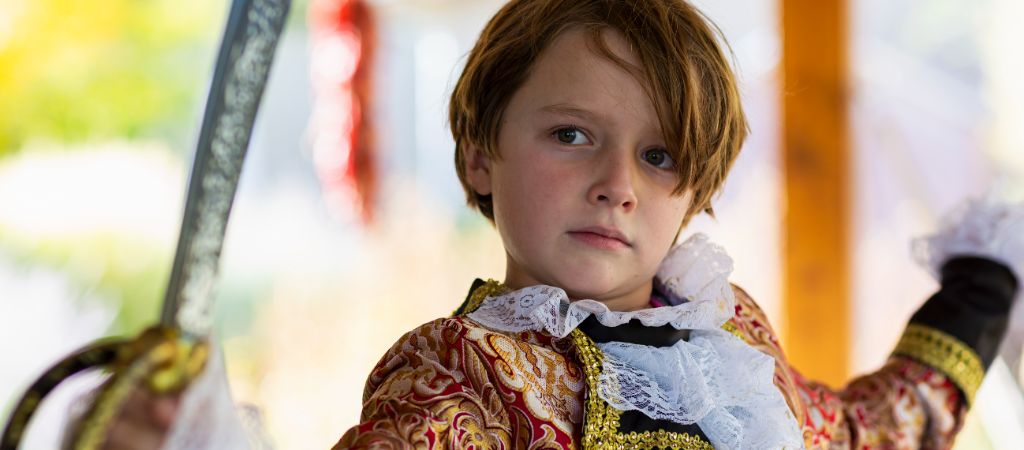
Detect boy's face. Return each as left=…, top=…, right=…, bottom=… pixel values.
left=464, top=27, right=692, bottom=311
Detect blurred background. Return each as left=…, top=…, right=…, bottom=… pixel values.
left=1, top=0, right=1021, bottom=447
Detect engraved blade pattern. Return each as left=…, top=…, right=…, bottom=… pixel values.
left=161, top=0, right=290, bottom=338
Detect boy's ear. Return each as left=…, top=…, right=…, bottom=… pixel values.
left=463, top=143, right=493, bottom=196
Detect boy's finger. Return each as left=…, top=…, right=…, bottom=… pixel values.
left=118, top=388, right=150, bottom=417
left=148, top=395, right=181, bottom=429
left=104, top=418, right=166, bottom=450
left=119, top=386, right=180, bottom=429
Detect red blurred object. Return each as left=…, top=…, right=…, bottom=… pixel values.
left=309, top=0, right=377, bottom=223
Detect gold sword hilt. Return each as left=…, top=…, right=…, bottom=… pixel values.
left=0, top=326, right=208, bottom=450
left=0, top=0, right=289, bottom=446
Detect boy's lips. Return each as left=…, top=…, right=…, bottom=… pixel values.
left=567, top=226, right=631, bottom=249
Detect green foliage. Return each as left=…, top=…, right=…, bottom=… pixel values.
left=0, top=0, right=226, bottom=154
left=0, top=225, right=173, bottom=333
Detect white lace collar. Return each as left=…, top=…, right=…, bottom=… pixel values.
left=468, top=233, right=805, bottom=450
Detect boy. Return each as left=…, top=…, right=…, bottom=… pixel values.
left=100, top=0, right=1021, bottom=448
left=334, top=0, right=1021, bottom=448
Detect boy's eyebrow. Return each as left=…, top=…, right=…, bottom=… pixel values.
left=540, top=104, right=599, bottom=121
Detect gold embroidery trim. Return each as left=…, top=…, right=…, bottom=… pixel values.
left=892, top=323, right=985, bottom=405
left=458, top=279, right=725, bottom=447
left=455, top=279, right=509, bottom=316
left=720, top=321, right=745, bottom=341
left=570, top=329, right=714, bottom=449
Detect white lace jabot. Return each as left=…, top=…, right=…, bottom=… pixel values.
left=467, top=233, right=804, bottom=450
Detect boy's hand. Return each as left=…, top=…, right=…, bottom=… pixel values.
left=100, top=387, right=181, bottom=450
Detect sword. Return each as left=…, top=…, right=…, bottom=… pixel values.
left=0, top=0, right=290, bottom=448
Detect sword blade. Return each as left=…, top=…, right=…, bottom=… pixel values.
left=160, top=0, right=290, bottom=338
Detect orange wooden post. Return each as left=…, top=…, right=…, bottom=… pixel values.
left=780, top=0, right=851, bottom=387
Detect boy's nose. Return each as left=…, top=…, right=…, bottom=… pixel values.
left=587, top=158, right=638, bottom=212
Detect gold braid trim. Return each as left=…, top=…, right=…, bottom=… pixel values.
left=454, top=279, right=509, bottom=316
left=892, top=323, right=984, bottom=405
left=720, top=321, right=745, bottom=341
left=460, top=282, right=716, bottom=446
left=459, top=279, right=727, bottom=447
left=570, top=329, right=714, bottom=449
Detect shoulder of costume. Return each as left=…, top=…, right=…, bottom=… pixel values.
left=376, top=315, right=504, bottom=364
left=394, top=316, right=470, bottom=342
left=725, top=283, right=785, bottom=349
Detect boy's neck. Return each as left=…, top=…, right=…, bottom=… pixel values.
left=503, top=274, right=654, bottom=311
left=590, top=284, right=655, bottom=311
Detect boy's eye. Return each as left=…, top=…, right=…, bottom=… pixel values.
left=642, top=148, right=675, bottom=169
left=553, top=127, right=589, bottom=145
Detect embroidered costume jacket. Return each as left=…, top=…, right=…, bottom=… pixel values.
left=335, top=255, right=1018, bottom=449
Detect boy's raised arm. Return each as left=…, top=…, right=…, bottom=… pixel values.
left=732, top=284, right=968, bottom=448
left=734, top=196, right=1023, bottom=449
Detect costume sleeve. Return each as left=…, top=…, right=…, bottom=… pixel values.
left=789, top=354, right=966, bottom=449
left=912, top=195, right=1024, bottom=374
left=893, top=257, right=1018, bottom=401
left=822, top=256, right=1016, bottom=449
left=333, top=319, right=510, bottom=449
left=732, top=264, right=1016, bottom=450
left=734, top=197, right=1023, bottom=448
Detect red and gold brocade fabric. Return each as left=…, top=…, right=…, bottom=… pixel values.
left=334, top=285, right=967, bottom=449
left=335, top=317, right=584, bottom=448
left=728, top=287, right=965, bottom=449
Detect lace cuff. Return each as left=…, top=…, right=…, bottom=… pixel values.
left=912, top=194, right=1024, bottom=381
left=913, top=194, right=1024, bottom=283
left=163, top=344, right=272, bottom=450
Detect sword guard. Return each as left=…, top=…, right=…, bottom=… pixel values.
left=0, top=326, right=209, bottom=450
left=122, top=326, right=210, bottom=395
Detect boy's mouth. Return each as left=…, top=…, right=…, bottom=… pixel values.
left=567, top=226, right=631, bottom=249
